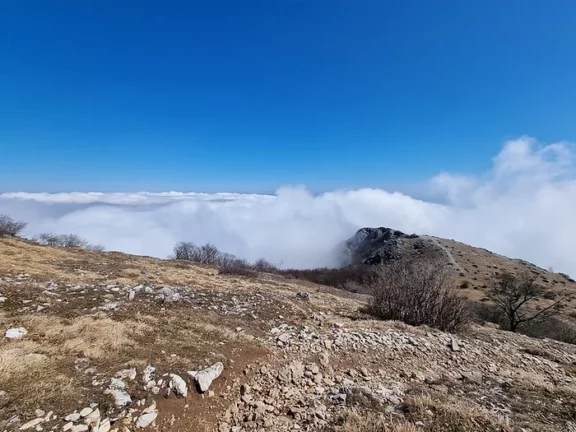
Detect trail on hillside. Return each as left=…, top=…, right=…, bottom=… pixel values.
left=422, top=235, right=464, bottom=273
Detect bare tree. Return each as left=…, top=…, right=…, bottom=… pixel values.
left=0, top=214, right=27, bottom=237
left=253, top=258, right=278, bottom=272
left=367, top=260, right=470, bottom=333
left=173, top=241, right=200, bottom=261
left=488, top=273, right=563, bottom=332
left=199, top=244, right=220, bottom=264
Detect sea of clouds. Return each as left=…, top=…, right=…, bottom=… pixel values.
left=1, top=136, right=575, bottom=274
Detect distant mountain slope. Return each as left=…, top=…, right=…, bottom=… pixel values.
left=345, top=226, right=576, bottom=305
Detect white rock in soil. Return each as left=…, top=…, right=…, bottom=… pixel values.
left=128, top=290, right=135, bottom=301
left=84, top=408, right=100, bottom=426
left=169, top=374, right=188, bottom=397
left=0, top=296, right=7, bottom=303
left=109, top=378, right=126, bottom=390
left=70, top=425, right=88, bottom=432
left=62, top=422, right=74, bottom=431
left=97, top=418, right=111, bottom=432
left=5, top=327, right=28, bottom=339
left=64, top=413, right=81, bottom=422
left=116, top=368, right=137, bottom=380
left=142, top=402, right=157, bottom=414
left=194, top=362, right=224, bottom=393
left=105, top=388, right=132, bottom=407
left=18, top=417, right=43, bottom=430
left=34, top=409, right=45, bottom=417
left=135, top=411, right=158, bottom=428
left=143, top=365, right=156, bottom=384
left=79, top=408, right=93, bottom=418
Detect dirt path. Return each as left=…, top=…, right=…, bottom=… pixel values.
left=423, top=235, right=464, bottom=273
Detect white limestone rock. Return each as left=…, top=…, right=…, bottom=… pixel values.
left=169, top=374, right=188, bottom=397
left=135, top=411, right=158, bottom=428
left=5, top=327, right=27, bottom=339
left=193, top=362, right=224, bottom=393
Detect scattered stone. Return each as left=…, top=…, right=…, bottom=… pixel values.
left=135, top=411, right=158, bottom=428
left=97, top=418, right=111, bottom=432
left=84, top=408, right=100, bottom=426
left=64, top=413, right=81, bottom=422
left=169, top=374, right=188, bottom=397
left=105, top=388, right=132, bottom=407
left=79, top=408, right=93, bottom=418
left=143, top=365, right=156, bottom=384
left=450, top=337, right=460, bottom=352
left=5, top=327, right=28, bottom=339
left=296, top=292, right=311, bottom=301
left=194, top=362, right=224, bottom=392
left=116, top=368, right=137, bottom=380
left=461, top=371, right=483, bottom=384
left=18, top=417, right=44, bottom=430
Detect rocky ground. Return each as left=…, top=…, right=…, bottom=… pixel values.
left=1, top=238, right=576, bottom=431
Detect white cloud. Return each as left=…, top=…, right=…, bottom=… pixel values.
left=1, top=136, right=575, bottom=275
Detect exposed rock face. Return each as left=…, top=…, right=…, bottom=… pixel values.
left=344, top=227, right=418, bottom=265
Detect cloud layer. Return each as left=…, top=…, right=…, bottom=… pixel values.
left=1, top=136, right=575, bottom=274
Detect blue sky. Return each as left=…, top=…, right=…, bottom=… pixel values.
left=1, top=0, right=575, bottom=193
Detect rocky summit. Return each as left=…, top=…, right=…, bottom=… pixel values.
left=1, top=236, right=576, bottom=432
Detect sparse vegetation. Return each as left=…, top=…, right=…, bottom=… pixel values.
left=0, top=214, right=27, bottom=237
left=279, top=266, right=379, bottom=293
left=33, top=233, right=105, bottom=251
left=488, top=272, right=563, bottom=332
left=366, top=260, right=470, bottom=333
left=559, top=272, right=575, bottom=283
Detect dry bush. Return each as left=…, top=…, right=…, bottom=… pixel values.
left=279, top=266, right=379, bottom=294
left=219, top=260, right=258, bottom=278
left=521, top=317, right=576, bottom=345
left=366, top=260, right=470, bottom=333
left=253, top=258, right=279, bottom=272
left=0, top=214, right=27, bottom=237
left=33, top=233, right=104, bottom=251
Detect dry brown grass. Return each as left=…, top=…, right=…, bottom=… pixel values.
left=333, top=412, right=418, bottom=432
left=407, top=394, right=510, bottom=431
left=333, top=394, right=511, bottom=432
left=1, top=314, right=151, bottom=360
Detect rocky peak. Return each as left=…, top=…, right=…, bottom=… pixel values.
left=344, top=227, right=419, bottom=265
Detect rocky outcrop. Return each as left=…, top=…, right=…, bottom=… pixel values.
left=344, top=227, right=419, bottom=265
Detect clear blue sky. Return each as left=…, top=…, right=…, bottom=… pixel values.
left=1, top=0, right=575, bottom=193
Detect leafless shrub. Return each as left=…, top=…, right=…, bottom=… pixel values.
left=366, top=260, right=470, bottom=333
left=219, top=261, right=257, bottom=278
left=33, top=233, right=104, bottom=251
left=0, top=214, right=27, bottom=237
left=172, top=242, right=235, bottom=266
left=172, top=241, right=258, bottom=277
left=559, top=272, right=575, bottom=283
left=278, top=266, right=379, bottom=293
left=253, top=258, right=278, bottom=272
left=521, top=317, right=576, bottom=345
left=488, top=272, right=563, bottom=332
